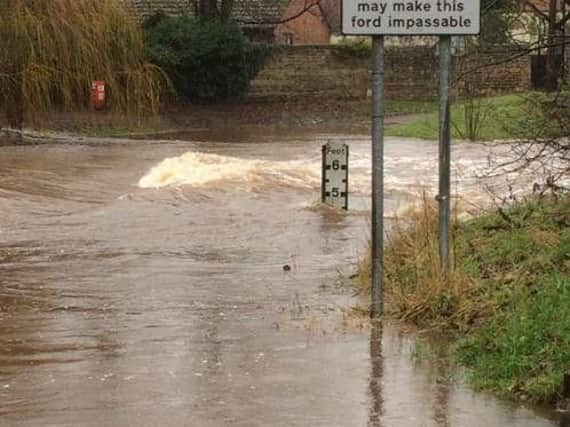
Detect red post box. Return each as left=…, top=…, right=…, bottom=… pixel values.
left=91, top=80, right=106, bottom=111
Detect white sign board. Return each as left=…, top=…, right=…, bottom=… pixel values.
left=341, top=0, right=480, bottom=35
left=322, top=141, right=349, bottom=210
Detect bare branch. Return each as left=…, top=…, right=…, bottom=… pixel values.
left=558, top=10, right=570, bottom=26
left=523, top=0, right=550, bottom=21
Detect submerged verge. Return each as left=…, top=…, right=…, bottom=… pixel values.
left=356, top=194, right=570, bottom=406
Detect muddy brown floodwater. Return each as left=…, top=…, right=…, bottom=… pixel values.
left=0, top=130, right=560, bottom=426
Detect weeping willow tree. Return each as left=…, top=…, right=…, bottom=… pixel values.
left=0, top=0, right=165, bottom=129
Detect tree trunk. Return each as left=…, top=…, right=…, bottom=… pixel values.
left=220, top=0, right=234, bottom=22
left=563, top=371, right=570, bottom=398
left=5, top=36, right=25, bottom=130
left=197, top=0, right=218, bottom=19
left=545, top=0, right=561, bottom=91
left=562, top=0, right=567, bottom=81
left=6, top=74, right=24, bottom=130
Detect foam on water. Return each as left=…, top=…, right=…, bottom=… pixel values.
left=137, top=148, right=493, bottom=201
left=138, top=151, right=322, bottom=190
left=137, top=143, right=559, bottom=210
left=139, top=152, right=255, bottom=188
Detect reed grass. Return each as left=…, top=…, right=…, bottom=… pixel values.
left=0, top=0, right=165, bottom=128
left=356, top=193, right=488, bottom=331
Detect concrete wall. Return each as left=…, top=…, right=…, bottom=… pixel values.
left=249, top=45, right=532, bottom=100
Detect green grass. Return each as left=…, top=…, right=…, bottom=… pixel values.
left=457, top=273, right=570, bottom=403
left=385, top=100, right=437, bottom=116
left=386, top=94, right=531, bottom=140
left=452, top=197, right=570, bottom=403
left=349, top=99, right=436, bottom=119
left=356, top=194, right=570, bottom=404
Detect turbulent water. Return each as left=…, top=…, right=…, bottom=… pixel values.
left=0, top=131, right=559, bottom=426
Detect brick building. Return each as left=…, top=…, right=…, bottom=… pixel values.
left=275, top=0, right=331, bottom=45
left=128, top=0, right=338, bottom=44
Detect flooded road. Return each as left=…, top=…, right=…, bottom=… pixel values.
left=0, top=132, right=558, bottom=426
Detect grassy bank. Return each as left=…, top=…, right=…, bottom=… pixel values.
left=356, top=194, right=570, bottom=404
left=386, top=94, right=530, bottom=140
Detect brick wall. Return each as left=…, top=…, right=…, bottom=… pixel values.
left=249, top=46, right=531, bottom=100
left=456, top=48, right=532, bottom=96
left=250, top=46, right=370, bottom=99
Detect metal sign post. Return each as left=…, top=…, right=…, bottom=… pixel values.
left=371, top=36, right=385, bottom=318
left=341, top=0, right=480, bottom=318
left=322, top=141, right=349, bottom=210
left=438, top=35, right=452, bottom=282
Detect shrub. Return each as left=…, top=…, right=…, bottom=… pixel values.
left=332, top=38, right=372, bottom=59
left=506, top=85, right=569, bottom=185
left=144, top=16, right=270, bottom=103
left=540, top=82, right=570, bottom=138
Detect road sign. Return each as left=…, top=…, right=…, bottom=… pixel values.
left=341, top=0, right=480, bottom=35
left=322, top=141, right=349, bottom=210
